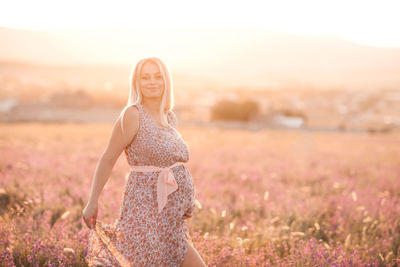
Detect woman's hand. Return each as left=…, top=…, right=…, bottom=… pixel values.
left=82, top=201, right=98, bottom=229
left=182, top=203, right=195, bottom=220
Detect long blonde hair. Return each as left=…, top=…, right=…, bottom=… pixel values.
left=119, top=57, right=175, bottom=135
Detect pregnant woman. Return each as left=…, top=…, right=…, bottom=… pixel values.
left=82, top=57, right=206, bottom=266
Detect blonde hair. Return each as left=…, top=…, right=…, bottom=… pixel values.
left=119, top=57, right=175, bottom=135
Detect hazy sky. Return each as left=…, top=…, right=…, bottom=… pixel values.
left=0, top=0, right=399, bottom=47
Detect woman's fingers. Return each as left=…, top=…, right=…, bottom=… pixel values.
left=83, top=215, right=90, bottom=229
left=183, top=203, right=194, bottom=219
left=83, top=214, right=95, bottom=229
left=82, top=204, right=98, bottom=229
left=90, top=217, right=96, bottom=229
left=182, top=205, right=194, bottom=220
left=91, top=207, right=98, bottom=228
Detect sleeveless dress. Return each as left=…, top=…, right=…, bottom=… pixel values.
left=85, top=103, right=196, bottom=267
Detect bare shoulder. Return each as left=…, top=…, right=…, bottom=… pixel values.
left=101, top=105, right=140, bottom=163
left=120, top=104, right=140, bottom=137
left=124, top=104, right=140, bottom=119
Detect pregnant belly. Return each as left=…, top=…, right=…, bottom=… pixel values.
left=170, top=165, right=195, bottom=219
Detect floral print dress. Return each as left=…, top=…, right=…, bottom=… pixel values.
left=85, top=103, right=196, bottom=267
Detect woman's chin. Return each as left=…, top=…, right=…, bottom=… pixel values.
left=144, top=94, right=162, bottom=99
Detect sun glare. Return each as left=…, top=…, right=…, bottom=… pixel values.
left=0, top=0, right=399, bottom=47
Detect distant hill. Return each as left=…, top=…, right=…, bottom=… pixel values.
left=1, top=27, right=400, bottom=90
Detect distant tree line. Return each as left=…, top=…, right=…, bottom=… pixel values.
left=211, top=99, right=260, bottom=121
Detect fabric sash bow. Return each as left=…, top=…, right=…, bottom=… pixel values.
left=130, top=162, right=184, bottom=214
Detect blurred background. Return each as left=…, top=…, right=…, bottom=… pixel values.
left=1, top=1, right=400, bottom=265
left=1, top=0, right=399, bottom=133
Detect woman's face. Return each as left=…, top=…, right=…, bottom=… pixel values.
left=139, top=61, right=165, bottom=100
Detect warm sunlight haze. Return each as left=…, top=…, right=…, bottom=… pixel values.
left=1, top=0, right=400, bottom=266
left=0, top=0, right=400, bottom=47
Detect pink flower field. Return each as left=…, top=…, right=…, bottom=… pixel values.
left=0, top=122, right=399, bottom=266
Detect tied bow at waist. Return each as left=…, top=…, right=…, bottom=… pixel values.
left=130, top=162, right=185, bottom=214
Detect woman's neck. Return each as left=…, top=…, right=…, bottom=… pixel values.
left=141, top=98, right=162, bottom=114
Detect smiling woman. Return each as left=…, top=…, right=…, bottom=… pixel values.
left=118, top=57, right=174, bottom=134
left=82, top=57, right=206, bottom=266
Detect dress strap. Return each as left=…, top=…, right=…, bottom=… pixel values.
left=136, top=102, right=143, bottom=112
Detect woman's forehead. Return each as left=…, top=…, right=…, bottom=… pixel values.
left=142, top=63, right=160, bottom=74
left=141, top=71, right=161, bottom=75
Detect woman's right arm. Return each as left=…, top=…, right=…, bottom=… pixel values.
left=82, top=105, right=139, bottom=228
